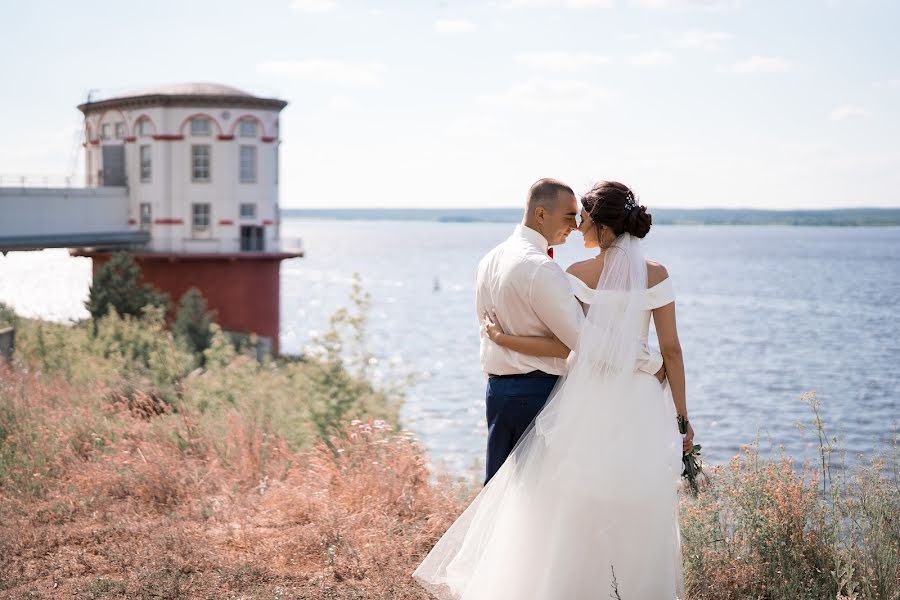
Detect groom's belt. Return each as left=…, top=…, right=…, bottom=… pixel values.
left=488, top=370, right=557, bottom=380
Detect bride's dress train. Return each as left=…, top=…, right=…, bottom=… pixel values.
left=413, top=234, right=684, bottom=600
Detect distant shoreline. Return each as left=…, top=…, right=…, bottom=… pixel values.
left=281, top=208, right=900, bottom=227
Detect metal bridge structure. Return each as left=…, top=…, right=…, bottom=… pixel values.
left=0, top=176, right=149, bottom=253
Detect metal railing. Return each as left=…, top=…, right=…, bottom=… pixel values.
left=0, top=174, right=86, bottom=188
left=0, top=173, right=115, bottom=188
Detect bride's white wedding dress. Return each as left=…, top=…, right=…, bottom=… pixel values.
left=414, top=234, right=684, bottom=600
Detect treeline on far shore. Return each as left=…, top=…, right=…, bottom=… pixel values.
left=281, top=207, right=900, bottom=226
left=653, top=207, right=900, bottom=226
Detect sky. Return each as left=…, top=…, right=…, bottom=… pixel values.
left=1, top=0, right=898, bottom=209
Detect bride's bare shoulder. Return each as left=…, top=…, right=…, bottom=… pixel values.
left=566, top=256, right=603, bottom=288
left=646, top=260, right=669, bottom=287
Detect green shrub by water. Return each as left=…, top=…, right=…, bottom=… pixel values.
left=172, top=287, right=216, bottom=365
left=0, top=302, right=18, bottom=329
left=84, top=251, right=170, bottom=324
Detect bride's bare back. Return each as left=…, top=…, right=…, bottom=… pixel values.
left=565, top=254, right=669, bottom=291
left=566, top=254, right=691, bottom=450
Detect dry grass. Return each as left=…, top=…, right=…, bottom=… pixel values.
left=0, top=314, right=468, bottom=599
left=680, top=395, right=899, bottom=600
left=0, top=362, right=472, bottom=599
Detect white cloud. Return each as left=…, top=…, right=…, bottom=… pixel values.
left=830, top=105, right=871, bottom=121
left=478, top=78, right=611, bottom=112
left=506, top=0, right=613, bottom=8
left=675, top=31, right=734, bottom=51
left=626, top=51, right=675, bottom=66
left=368, top=8, right=384, bottom=15
left=434, top=19, right=476, bottom=34
left=631, top=0, right=740, bottom=9
left=291, top=0, right=336, bottom=13
left=257, top=60, right=385, bottom=85
left=515, top=51, right=610, bottom=70
left=724, top=55, right=792, bottom=74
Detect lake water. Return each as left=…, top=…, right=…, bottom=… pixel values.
left=1, top=219, right=897, bottom=475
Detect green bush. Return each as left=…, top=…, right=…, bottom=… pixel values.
left=180, top=274, right=401, bottom=453
left=90, top=306, right=193, bottom=405
left=183, top=308, right=400, bottom=454
left=14, top=318, right=86, bottom=379
left=172, top=287, right=216, bottom=364
left=85, top=252, right=170, bottom=326
left=0, top=302, right=18, bottom=328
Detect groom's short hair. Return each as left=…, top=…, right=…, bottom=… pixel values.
left=526, top=178, right=575, bottom=214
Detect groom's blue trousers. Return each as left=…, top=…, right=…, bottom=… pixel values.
left=484, top=372, right=560, bottom=485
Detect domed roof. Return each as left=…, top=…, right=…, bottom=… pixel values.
left=78, top=82, right=287, bottom=113
left=120, top=82, right=253, bottom=98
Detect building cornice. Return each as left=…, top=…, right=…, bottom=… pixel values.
left=78, top=94, right=288, bottom=114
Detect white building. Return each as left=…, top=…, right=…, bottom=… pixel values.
left=79, top=83, right=287, bottom=254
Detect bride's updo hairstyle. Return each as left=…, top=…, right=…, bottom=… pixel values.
left=581, top=180, right=652, bottom=239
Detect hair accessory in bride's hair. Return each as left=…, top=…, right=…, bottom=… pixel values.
left=624, top=189, right=637, bottom=214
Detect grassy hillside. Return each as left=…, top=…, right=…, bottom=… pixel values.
left=0, top=300, right=896, bottom=599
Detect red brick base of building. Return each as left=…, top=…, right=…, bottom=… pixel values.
left=78, top=251, right=302, bottom=355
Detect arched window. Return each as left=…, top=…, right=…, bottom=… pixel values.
left=191, top=117, right=211, bottom=136
left=179, top=113, right=223, bottom=138
left=239, top=119, right=257, bottom=138
left=136, top=117, right=154, bottom=138
left=231, top=115, right=263, bottom=138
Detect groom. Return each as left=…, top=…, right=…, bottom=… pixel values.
left=476, top=178, right=664, bottom=485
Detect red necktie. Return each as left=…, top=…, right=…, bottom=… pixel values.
left=547, top=247, right=554, bottom=259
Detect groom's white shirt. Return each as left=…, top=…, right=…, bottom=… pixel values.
left=476, top=225, right=582, bottom=376
left=476, top=224, right=665, bottom=377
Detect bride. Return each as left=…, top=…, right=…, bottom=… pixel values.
left=413, top=181, right=693, bottom=599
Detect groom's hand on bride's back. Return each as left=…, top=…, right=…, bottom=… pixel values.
left=655, top=364, right=667, bottom=383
